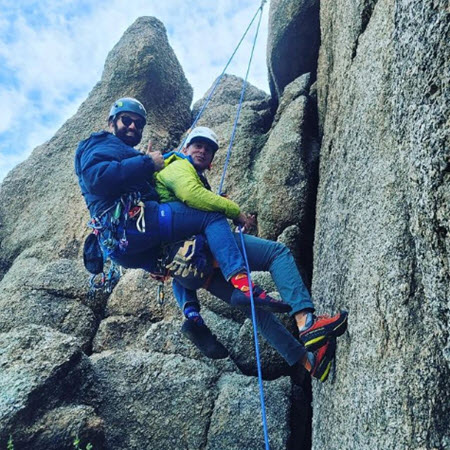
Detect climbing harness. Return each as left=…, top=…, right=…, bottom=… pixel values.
left=84, top=192, right=147, bottom=295
left=184, top=1, right=270, bottom=447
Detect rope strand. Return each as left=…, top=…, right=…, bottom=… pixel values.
left=179, top=3, right=270, bottom=447
left=215, top=5, right=270, bottom=449
left=238, top=225, right=270, bottom=450
left=218, top=5, right=265, bottom=195
left=178, top=3, right=264, bottom=151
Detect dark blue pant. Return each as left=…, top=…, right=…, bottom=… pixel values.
left=173, top=234, right=314, bottom=366
left=111, top=201, right=245, bottom=280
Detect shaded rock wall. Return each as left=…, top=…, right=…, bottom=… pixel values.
left=267, top=0, right=320, bottom=106
left=313, top=0, right=450, bottom=448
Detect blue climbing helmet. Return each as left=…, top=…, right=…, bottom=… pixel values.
left=108, top=97, right=147, bottom=123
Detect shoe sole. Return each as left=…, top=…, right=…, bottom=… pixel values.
left=312, top=338, right=337, bottom=382
left=301, top=310, right=348, bottom=352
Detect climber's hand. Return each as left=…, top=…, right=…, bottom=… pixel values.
left=145, top=141, right=164, bottom=171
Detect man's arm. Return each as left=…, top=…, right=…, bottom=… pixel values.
left=79, top=137, right=160, bottom=197
left=158, top=160, right=241, bottom=219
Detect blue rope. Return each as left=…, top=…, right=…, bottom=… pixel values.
left=178, top=3, right=264, bottom=151
left=218, top=3, right=265, bottom=195
left=177, top=1, right=270, bottom=446
left=238, top=225, right=270, bottom=450
left=215, top=4, right=271, bottom=449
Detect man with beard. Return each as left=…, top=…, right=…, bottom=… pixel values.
left=75, top=97, right=290, bottom=314
left=75, top=98, right=347, bottom=383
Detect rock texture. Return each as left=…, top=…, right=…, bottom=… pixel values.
left=193, top=72, right=319, bottom=279
left=313, top=0, right=450, bottom=448
left=206, top=374, right=291, bottom=449
left=267, top=0, right=320, bottom=105
left=0, top=326, right=103, bottom=449
left=2, top=1, right=447, bottom=448
left=0, top=16, right=312, bottom=450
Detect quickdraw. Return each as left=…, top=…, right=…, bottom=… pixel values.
left=148, top=244, right=174, bottom=305
left=88, top=261, right=122, bottom=295
left=86, top=192, right=146, bottom=295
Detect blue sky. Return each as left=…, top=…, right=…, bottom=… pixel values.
left=0, top=0, right=269, bottom=182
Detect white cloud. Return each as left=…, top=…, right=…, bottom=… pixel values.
left=0, top=0, right=270, bottom=182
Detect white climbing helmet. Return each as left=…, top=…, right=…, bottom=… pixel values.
left=185, top=127, right=219, bottom=152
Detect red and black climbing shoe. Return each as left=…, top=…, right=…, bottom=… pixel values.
left=181, top=320, right=229, bottom=360
left=310, top=337, right=337, bottom=383
left=230, top=287, right=292, bottom=313
left=229, top=273, right=291, bottom=313
left=299, top=310, right=348, bottom=352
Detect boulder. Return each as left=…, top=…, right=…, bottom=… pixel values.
left=91, top=350, right=219, bottom=449
left=0, top=256, right=100, bottom=351
left=0, top=326, right=101, bottom=449
left=206, top=373, right=292, bottom=449
left=106, top=269, right=179, bottom=321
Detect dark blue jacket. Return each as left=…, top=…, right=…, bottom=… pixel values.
left=74, top=131, right=159, bottom=218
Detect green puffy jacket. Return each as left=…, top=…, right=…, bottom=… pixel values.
left=155, top=153, right=240, bottom=219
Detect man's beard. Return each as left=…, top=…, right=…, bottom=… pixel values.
left=114, top=123, right=142, bottom=147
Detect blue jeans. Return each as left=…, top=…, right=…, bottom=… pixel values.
left=173, top=234, right=315, bottom=366
left=110, top=201, right=246, bottom=280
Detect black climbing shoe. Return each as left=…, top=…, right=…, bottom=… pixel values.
left=181, top=320, right=229, bottom=359
left=230, top=287, right=291, bottom=313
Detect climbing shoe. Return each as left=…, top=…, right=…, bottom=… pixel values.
left=230, top=287, right=292, bottom=313
left=230, top=273, right=290, bottom=313
left=310, top=337, right=336, bottom=383
left=181, top=320, right=229, bottom=360
left=299, top=310, right=348, bottom=352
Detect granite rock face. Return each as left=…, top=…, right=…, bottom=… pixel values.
left=313, top=0, right=450, bottom=448
left=267, top=0, right=320, bottom=105
left=0, top=326, right=103, bottom=448
left=206, top=374, right=292, bottom=450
